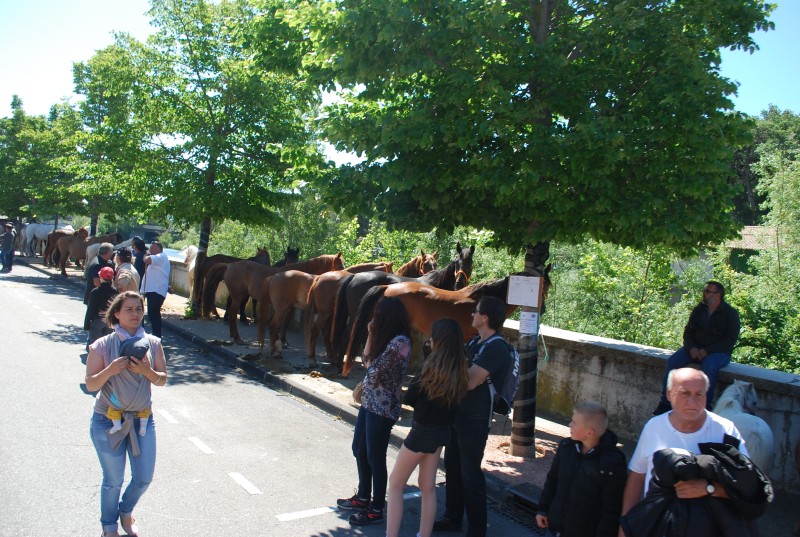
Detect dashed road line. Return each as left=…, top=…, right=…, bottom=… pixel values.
left=158, top=408, right=178, bottom=423
left=188, top=436, right=215, bottom=454
left=229, top=472, right=263, bottom=495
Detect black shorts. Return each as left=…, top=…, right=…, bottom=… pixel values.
left=403, top=422, right=451, bottom=454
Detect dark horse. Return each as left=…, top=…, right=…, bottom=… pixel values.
left=273, top=246, right=301, bottom=267
left=330, top=243, right=475, bottom=367
left=194, top=248, right=271, bottom=320
left=342, top=268, right=551, bottom=376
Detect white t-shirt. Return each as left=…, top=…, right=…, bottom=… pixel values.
left=629, top=410, right=748, bottom=494
left=140, top=252, right=170, bottom=297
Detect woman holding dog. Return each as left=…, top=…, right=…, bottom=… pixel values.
left=85, top=291, right=167, bottom=537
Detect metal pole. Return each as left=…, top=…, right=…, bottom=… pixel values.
left=510, top=241, right=549, bottom=457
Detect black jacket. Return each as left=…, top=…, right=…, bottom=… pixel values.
left=620, top=443, right=773, bottom=537
left=537, top=430, right=628, bottom=537
left=683, top=300, right=740, bottom=355
left=84, top=282, right=118, bottom=330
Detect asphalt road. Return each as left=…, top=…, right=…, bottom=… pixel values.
left=0, top=264, right=535, bottom=537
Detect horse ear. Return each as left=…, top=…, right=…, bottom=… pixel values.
left=456, top=241, right=462, bottom=252
left=470, top=244, right=475, bottom=254
left=420, top=249, right=425, bottom=257
left=432, top=250, right=438, bottom=259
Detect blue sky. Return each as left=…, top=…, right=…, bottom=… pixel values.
left=0, top=0, right=797, bottom=118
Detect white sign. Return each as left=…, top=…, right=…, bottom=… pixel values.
left=507, top=275, right=542, bottom=307
left=519, top=311, right=539, bottom=335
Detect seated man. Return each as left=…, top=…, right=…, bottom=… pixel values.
left=653, top=281, right=740, bottom=415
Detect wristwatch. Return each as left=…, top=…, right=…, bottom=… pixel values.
left=706, top=481, right=716, bottom=496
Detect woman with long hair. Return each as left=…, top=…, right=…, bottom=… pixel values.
left=337, top=297, right=412, bottom=527
left=85, top=291, right=167, bottom=537
left=386, top=318, right=469, bottom=537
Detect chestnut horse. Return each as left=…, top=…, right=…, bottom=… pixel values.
left=330, top=243, right=475, bottom=366
left=57, top=229, right=123, bottom=276
left=342, top=268, right=551, bottom=375
left=394, top=250, right=438, bottom=277
left=294, top=262, right=394, bottom=367
left=44, top=228, right=76, bottom=266
left=195, top=248, right=271, bottom=320
left=205, top=253, right=345, bottom=343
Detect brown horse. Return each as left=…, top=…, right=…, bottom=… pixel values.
left=44, top=228, right=75, bottom=266
left=395, top=250, right=438, bottom=277
left=342, top=269, right=551, bottom=375
left=57, top=229, right=123, bottom=276
left=330, top=244, right=476, bottom=366
left=205, top=253, right=345, bottom=343
left=302, top=262, right=394, bottom=367
left=195, top=248, right=271, bottom=320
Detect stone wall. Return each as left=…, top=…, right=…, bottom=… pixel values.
left=508, top=322, right=800, bottom=493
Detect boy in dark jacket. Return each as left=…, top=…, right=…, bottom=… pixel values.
left=536, top=401, right=627, bottom=537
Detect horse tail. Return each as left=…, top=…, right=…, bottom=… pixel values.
left=304, top=277, right=320, bottom=352
left=331, top=274, right=356, bottom=365
left=343, top=285, right=387, bottom=376
left=202, top=264, right=227, bottom=319
left=192, top=251, right=207, bottom=307
left=256, top=277, right=274, bottom=348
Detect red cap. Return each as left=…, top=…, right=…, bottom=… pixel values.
left=99, top=267, right=115, bottom=281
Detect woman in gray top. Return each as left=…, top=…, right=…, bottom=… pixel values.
left=85, top=291, right=167, bottom=537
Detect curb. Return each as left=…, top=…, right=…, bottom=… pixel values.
left=19, top=258, right=512, bottom=500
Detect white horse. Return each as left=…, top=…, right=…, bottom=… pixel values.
left=84, top=238, right=135, bottom=275
left=180, top=245, right=199, bottom=300
left=22, top=222, right=73, bottom=257
left=713, top=380, right=774, bottom=473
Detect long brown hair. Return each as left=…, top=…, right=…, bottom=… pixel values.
left=104, top=291, right=144, bottom=326
left=363, top=296, right=411, bottom=363
left=418, top=319, right=469, bottom=407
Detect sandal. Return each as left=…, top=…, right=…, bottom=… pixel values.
left=120, top=514, right=139, bottom=536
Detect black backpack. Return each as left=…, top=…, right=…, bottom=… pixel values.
left=468, top=334, right=520, bottom=416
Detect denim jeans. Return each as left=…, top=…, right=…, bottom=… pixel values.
left=0, top=248, right=13, bottom=270
left=659, top=346, right=731, bottom=409
left=90, top=413, right=157, bottom=532
left=352, top=407, right=395, bottom=510
left=443, top=413, right=491, bottom=537
left=145, top=292, right=166, bottom=338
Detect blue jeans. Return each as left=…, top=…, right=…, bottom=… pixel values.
left=145, top=292, right=166, bottom=338
left=90, top=413, right=157, bottom=532
left=443, top=413, right=491, bottom=537
left=352, top=407, right=395, bottom=510
left=660, top=346, right=731, bottom=409
left=1, top=248, right=13, bottom=270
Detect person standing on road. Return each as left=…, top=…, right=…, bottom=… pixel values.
left=84, top=266, right=118, bottom=348
left=140, top=240, right=170, bottom=338
left=387, top=318, right=469, bottom=537
left=113, top=247, right=140, bottom=293
left=434, top=295, right=512, bottom=537
left=84, top=243, right=115, bottom=304
left=337, top=296, right=412, bottom=527
left=85, top=290, right=167, bottom=537
left=1, top=221, right=17, bottom=272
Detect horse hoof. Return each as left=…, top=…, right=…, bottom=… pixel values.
left=234, top=339, right=246, bottom=346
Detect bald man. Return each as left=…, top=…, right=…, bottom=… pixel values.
left=619, top=368, right=748, bottom=535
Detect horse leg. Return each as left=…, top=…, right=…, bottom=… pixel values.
left=280, top=307, right=293, bottom=348
left=228, top=298, right=245, bottom=344
left=239, top=297, right=250, bottom=325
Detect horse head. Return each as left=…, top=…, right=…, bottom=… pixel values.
left=333, top=252, right=345, bottom=271
left=453, top=242, right=476, bottom=289
left=285, top=246, right=300, bottom=265
left=714, top=380, right=758, bottom=415
left=420, top=249, right=437, bottom=274
left=77, top=227, right=89, bottom=239
left=254, top=247, right=271, bottom=266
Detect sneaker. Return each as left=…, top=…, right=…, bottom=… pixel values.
left=336, top=494, right=369, bottom=512
left=432, top=517, right=462, bottom=531
left=349, top=507, right=384, bottom=525
left=652, top=400, right=672, bottom=416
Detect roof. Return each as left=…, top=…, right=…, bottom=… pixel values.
left=726, top=226, right=777, bottom=251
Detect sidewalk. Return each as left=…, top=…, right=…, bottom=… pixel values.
left=17, top=256, right=798, bottom=535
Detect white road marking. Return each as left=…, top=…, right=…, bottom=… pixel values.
left=274, top=491, right=422, bottom=522
left=229, top=472, right=263, bottom=495
left=188, top=436, right=215, bottom=454
left=158, top=408, right=178, bottom=423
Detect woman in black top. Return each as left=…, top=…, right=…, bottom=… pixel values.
left=386, top=319, right=469, bottom=537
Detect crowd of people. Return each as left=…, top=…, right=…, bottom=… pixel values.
left=2, top=230, right=773, bottom=536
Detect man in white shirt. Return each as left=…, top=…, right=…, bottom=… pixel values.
left=140, top=240, right=170, bottom=338
left=619, top=368, right=747, bottom=536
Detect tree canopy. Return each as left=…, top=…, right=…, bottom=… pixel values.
left=299, top=0, right=774, bottom=252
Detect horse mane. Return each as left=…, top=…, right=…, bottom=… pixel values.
left=420, top=260, right=457, bottom=289
left=463, top=274, right=514, bottom=301
left=396, top=255, right=423, bottom=277
left=295, top=253, right=343, bottom=273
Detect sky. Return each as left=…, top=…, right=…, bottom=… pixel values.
left=0, top=0, right=797, bottom=119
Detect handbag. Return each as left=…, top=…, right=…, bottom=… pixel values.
left=352, top=380, right=364, bottom=404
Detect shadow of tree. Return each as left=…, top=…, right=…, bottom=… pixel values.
left=30, top=323, right=86, bottom=345
left=1, top=270, right=86, bottom=302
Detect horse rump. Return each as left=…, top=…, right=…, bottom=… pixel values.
left=342, top=285, right=387, bottom=376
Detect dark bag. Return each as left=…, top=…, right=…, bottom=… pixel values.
left=468, top=334, right=520, bottom=415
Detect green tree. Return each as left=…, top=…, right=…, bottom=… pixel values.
left=299, top=0, right=772, bottom=252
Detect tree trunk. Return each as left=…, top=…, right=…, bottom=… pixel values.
left=511, top=241, right=550, bottom=457
left=191, top=216, right=213, bottom=311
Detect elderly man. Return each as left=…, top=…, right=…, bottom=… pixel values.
left=1, top=222, right=17, bottom=272
left=141, top=239, right=170, bottom=338
left=653, top=281, right=740, bottom=415
left=84, top=242, right=115, bottom=304
left=620, top=368, right=749, bottom=536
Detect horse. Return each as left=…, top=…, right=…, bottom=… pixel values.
left=195, top=248, right=271, bottom=320
left=204, top=253, right=345, bottom=344
left=22, top=222, right=73, bottom=257
left=301, top=262, right=394, bottom=367
left=58, top=230, right=123, bottom=276
left=713, top=380, right=775, bottom=472
left=394, top=249, right=438, bottom=277
left=180, top=245, right=199, bottom=301
left=85, top=238, right=134, bottom=267
left=44, top=228, right=76, bottom=266
left=273, top=246, right=301, bottom=267
left=330, top=243, right=476, bottom=366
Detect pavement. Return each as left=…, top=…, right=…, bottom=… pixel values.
left=12, top=255, right=800, bottom=536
